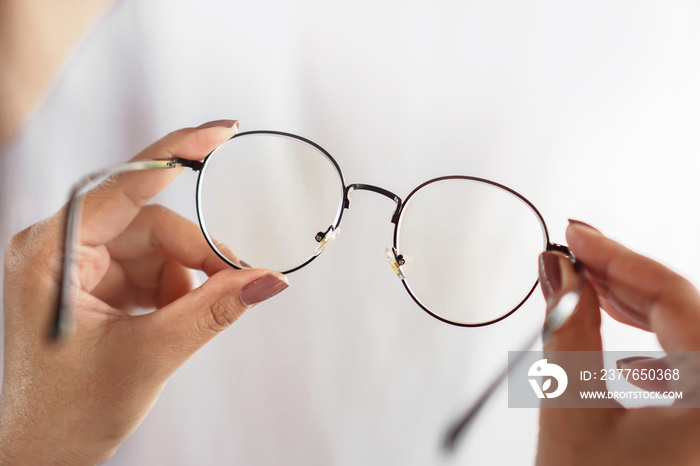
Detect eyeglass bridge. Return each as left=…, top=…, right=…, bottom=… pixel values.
left=315, top=183, right=407, bottom=279
left=343, top=184, right=403, bottom=224
left=314, top=183, right=404, bottom=243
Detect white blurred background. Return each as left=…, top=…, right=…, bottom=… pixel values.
left=2, top=1, right=700, bottom=464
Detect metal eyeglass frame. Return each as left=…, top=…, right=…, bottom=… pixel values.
left=52, top=129, right=581, bottom=452
left=53, top=129, right=573, bottom=340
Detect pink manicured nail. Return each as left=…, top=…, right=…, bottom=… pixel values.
left=568, top=219, right=600, bottom=232
left=538, top=252, right=563, bottom=302
left=240, top=274, right=289, bottom=306
left=197, top=119, right=239, bottom=129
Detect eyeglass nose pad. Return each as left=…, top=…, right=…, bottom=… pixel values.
left=385, top=247, right=406, bottom=280
left=313, top=226, right=340, bottom=256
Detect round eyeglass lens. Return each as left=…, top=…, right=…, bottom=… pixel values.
left=395, top=177, right=546, bottom=326
left=197, top=132, right=345, bottom=272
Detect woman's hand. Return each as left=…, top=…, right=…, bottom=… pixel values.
left=0, top=121, right=289, bottom=464
left=536, top=221, right=700, bottom=465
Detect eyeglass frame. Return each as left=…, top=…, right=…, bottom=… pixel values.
left=52, top=129, right=572, bottom=341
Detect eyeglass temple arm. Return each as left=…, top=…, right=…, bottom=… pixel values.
left=50, top=157, right=202, bottom=342
left=442, top=243, right=581, bottom=452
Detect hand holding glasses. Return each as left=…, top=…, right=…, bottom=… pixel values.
left=55, top=130, right=574, bottom=336
left=53, top=129, right=581, bottom=451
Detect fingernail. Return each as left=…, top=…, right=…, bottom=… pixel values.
left=539, top=251, right=563, bottom=303
left=197, top=119, right=239, bottom=129
left=616, top=356, right=654, bottom=369
left=239, top=260, right=252, bottom=268
left=240, top=274, right=289, bottom=306
left=540, top=252, right=582, bottom=340
left=568, top=219, right=600, bottom=232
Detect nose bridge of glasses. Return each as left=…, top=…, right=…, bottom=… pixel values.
left=343, top=184, right=403, bottom=224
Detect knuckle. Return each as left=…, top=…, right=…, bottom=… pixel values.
left=4, top=217, right=59, bottom=274
left=671, top=276, right=700, bottom=306
left=142, top=203, right=168, bottom=216
left=211, top=240, right=240, bottom=265
left=4, top=233, right=27, bottom=273
left=139, top=203, right=170, bottom=228
left=140, top=204, right=183, bottom=226
left=648, top=271, right=700, bottom=318
left=199, top=295, right=244, bottom=334
left=119, top=181, right=151, bottom=210
left=93, top=174, right=152, bottom=211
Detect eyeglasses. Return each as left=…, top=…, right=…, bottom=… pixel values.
left=52, top=130, right=571, bottom=340
left=52, top=129, right=581, bottom=452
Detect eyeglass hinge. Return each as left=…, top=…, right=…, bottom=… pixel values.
left=170, top=158, right=204, bottom=171
left=546, top=242, right=573, bottom=259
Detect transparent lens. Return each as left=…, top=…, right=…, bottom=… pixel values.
left=396, top=178, right=545, bottom=326
left=197, top=133, right=345, bottom=272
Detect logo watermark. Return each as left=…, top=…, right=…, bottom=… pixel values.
left=528, top=359, right=568, bottom=399
left=508, top=351, right=696, bottom=408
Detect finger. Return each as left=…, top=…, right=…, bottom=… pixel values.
left=95, top=205, right=232, bottom=310
left=107, top=249, right=168, bottom=292
left=539, top=252, right=613, bottom=398
left=158, top=256, right=193, bottom=306
left=536, top=251, right=621, bottom=465
left=79, top=120, right=238, bottom=247
left=616, top=356, right=673, bottom=392
left=584, top=270, right=651, bottom=331
left=93, top=253, right=194, bottom=311
left=566, top=220, right=700, bottom=351
left=540, top=252, right=602, bottom=352
left=133, top=268, right=289, bottom=375
left=106, top=205, right=231, bottom=278
left=89, top=258, right=130, bottom=309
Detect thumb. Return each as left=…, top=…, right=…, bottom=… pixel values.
left=539, top=251, right=603, bottom=353
left=538, top=251, right=616, bottom=404
left=535, top=252, right=620, bottom=466
left=138, top=268, right=289, bottom=373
